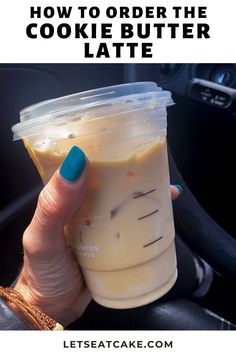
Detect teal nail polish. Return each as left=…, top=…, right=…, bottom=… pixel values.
left=60, top=146, right=86, bottom=182
left=175, top=184, right=183, bottom=194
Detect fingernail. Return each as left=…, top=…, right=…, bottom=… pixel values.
left=60, top=146, right=86, bottom=182
left=175, top=184, right=183, bottom=194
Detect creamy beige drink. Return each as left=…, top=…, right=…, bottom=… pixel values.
left=12, top=82, right=177, bottom=308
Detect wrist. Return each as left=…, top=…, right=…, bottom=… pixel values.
left=14, top=276, right=78, bottom=327
left=0, top=286, right=63, bottom=330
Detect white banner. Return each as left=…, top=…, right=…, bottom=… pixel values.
left=0, top=330, right=235, bottom=354
left=0, top=0, right=235, bottom=63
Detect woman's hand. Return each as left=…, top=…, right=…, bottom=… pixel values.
left=15, top=147, right=91, bottom=327
left=14, top=146, right=182, bottom=327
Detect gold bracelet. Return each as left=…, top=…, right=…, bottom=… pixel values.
left=0, top=286, right=63, bottom=330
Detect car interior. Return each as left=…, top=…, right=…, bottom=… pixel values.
left=0, top=63, right=236, bottom=330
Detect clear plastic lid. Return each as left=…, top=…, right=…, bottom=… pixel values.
left=11, top=82, right=174, bottom=141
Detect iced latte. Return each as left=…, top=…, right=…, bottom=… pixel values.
left=12, top=82, right=177, bottom=308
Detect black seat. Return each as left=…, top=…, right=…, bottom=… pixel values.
left=134, top=299, right=236, bottom=330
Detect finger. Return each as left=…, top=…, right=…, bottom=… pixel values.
left=23, top=146, right=87, bottom=253
left=171, top=184, right=183, bottom=200
left=58, top=287, right=92, bottom=327
left=73, top=287, right=92, bottom=320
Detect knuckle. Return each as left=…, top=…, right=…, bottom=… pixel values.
left=22, top=228, right=40, bottom=257
left=36, top=188, right=62, bottom=224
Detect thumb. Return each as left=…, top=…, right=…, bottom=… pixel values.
left=23, top=146, right=87, bottom=255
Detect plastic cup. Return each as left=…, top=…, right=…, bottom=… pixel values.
left=12, top=82, right=177, bottom=309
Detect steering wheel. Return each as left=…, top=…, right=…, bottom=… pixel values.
left=169, top=150, right=236, bottom=283
left=125, top=63, right=236, bottom=284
